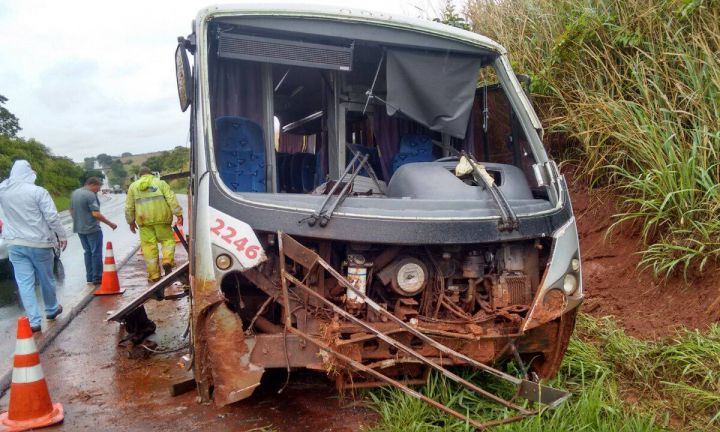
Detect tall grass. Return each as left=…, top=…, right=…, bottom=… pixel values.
left=466, top=0, right=720, bottom=276
left=53, top=195, right=71, bottom=212
left=369, top=314, right=720, bottom=431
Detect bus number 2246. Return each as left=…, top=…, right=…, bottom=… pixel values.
left=210, top=218, right=260, bottom=259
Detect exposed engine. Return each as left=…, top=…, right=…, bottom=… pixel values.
left=335, top=241, right=543, bottom=324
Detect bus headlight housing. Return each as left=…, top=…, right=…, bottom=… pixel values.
left=562, top=273, right=578, bottom=295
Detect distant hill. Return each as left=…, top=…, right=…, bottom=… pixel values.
left=118, top=151, right=165, bottom=167
left=85, top=147, right=188, bottom=191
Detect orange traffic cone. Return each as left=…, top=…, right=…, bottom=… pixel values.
left=94, top=242, right=125, bottom=295
left=0, top=316, right=64, bottom=431
left=173, top=225, right=185, bottom=243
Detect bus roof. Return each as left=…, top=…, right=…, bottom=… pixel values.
left=195, top=3, right=506, bottom=55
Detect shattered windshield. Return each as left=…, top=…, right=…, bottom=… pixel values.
left=204, top=19, right=551, bottom=217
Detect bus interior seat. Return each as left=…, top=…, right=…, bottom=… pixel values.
left=390, top=134, right=434, bottom=175
left=290, top=153, right=317, bottom=193
left=276, top=152, right=291, bottom=190
left=277, top=152, right=317, bottom=193
left=215, top=116, right=266, bottom=192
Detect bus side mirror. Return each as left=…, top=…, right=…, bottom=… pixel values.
left=175, top=37, right=193, bottom=112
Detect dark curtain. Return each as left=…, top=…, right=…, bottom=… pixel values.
left=386, top=49, right=482, bottom=138
left=316, top=132, right=327, bottom=184
left=209, top=58, right=264, bottom=129
left=279, top=134, right=305, bottom=153
left=464, top=97, right=480, bottom=156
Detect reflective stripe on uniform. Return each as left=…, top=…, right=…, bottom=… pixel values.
left=135, top=195, right=166, bottom=205
left=14, top=338, right=38, bottom=356
left=12, top=364, right=44, bottom=384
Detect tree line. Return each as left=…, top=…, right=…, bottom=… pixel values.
left=82, top=146, right=189, bottom=190
left=0, top=94, right=189, bottom=207
left=1, top=95, right=83, bottom=210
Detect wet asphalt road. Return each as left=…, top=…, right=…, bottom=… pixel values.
left=0, top=193, right=187, bottom=362
left=0, top=246, right=372, bottom=431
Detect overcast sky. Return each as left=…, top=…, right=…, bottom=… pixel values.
left=0, top=0, right=453, bottom=162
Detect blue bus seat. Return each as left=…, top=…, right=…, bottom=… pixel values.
left=276, top=152, right=291, bottom=192
left=390, top=135, right=434, bottom=175
left=290, top=153, right=317, bottom=193
left=215, top=116, right=266, bottom=192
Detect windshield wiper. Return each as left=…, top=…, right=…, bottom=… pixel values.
left=460, top=151, right=519, bottom=232
left=345, top=144, right=385, bottom=194
left=319, top=154, right=368, bottom=227
left=303, top=153, right=369, bottom=227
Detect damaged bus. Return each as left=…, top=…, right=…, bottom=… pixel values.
left=174, top=4, right=582, bottom=427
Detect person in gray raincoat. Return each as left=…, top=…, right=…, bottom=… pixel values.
left=0, top=160, right=67, bottom=332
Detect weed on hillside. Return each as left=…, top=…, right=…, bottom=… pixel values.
left=467, top=0, right=720, bottom=276
left=368, top=314, right=719, bottom=431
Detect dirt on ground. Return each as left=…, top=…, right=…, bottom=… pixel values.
left=568, top=171, right=720, bottom=339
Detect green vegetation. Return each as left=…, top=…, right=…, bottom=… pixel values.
left=82, top=146, right=188, bottom=190
left=84, top=153, right=128, bottom=186
left=118, top=150, right=164, bottom=168
left=107, top=159, right=127, bottom=187
left=369, top=314, right=719, bottom=431
left=53, top=196, right=71, bottom=213
left=434, top=0, right=470, bottom=30
left=167, top=178, right=188, bottom=194
left=0, top=95, right=21, bottom=138
left=467, top=0, right=720, bottom=277
left=80, top=169, right=105, bottom=184
left=143, top=146, right=189, bottom=192
left=143, top=146, right=189, bottom=175
left=0, top=135, right=82, bottom=211
left=1, top=96, right=83, bottom=211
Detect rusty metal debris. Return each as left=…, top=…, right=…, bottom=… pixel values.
left=278, top=232, right=570, bottom=429
left=107, top=262, right=190, bottom=323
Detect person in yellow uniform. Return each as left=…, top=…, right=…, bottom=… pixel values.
left=125, top=166, right=183, bottom=282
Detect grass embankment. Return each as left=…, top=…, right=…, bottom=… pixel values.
left=369, top=314, right=719, bottom=431
left=467, top=0, right=720, bottom=277
left=53, top=195, right=70, bottom=212
left=168, top=178, right=189, bottom=195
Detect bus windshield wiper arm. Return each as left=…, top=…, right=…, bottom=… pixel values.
left=304, top=153, right=368, bottom=227
left=461, top=151, right=519, bottom=232
left=318, top=155, right=368, bottom=227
